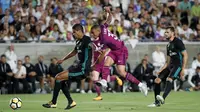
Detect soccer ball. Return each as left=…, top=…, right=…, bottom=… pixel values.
left=9, top=97, right=22, bottom=110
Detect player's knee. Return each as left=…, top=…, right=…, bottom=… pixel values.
left=155, top=78, right=161, bottom=84
left=118, top=70, right=126, bottom=77
left=104, top=57, right=114, bottom=66
left=91, top=72, right=99, bottom=81
left=166, top=77, right=173, bottom=83
left=104, top=62, right=112, bottom=66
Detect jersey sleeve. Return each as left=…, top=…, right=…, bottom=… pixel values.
left=100, top=23, right=109, bottom=29
left=176, top=39, right=186, bottom=52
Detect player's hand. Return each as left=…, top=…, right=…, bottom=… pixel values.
left=104, top=6, right=111, bottom=12
left=57, top=59, right=64, bottom=64
left=91, top=64, right=96, bottom=70
left=180, top=69, right=185, bottom=81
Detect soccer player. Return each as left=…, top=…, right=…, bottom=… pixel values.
left=90, top=7, right=148, bottom=96
left=148, top=27, right=188, bottom=107
left=91, top=36, right=123, bottom=101
left=42, top=24, right=92, bottom=110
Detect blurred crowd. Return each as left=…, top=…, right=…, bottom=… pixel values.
left=0, top=0, right=200, bottom=43
left=0, top=45, right=200, bottom=94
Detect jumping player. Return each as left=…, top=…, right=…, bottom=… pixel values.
left=148, top=27, right=188, bottom=107
left=42, top=24, right=92, bottom=110
left=91, top=35, right=123, bottom=101
left=90, top=7, right=148, bottom=96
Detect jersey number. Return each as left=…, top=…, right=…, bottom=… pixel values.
left=108, top=31, right=119, bottom=41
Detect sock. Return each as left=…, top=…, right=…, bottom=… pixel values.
left=102, top=66, right=110, bottom=80
left=163, top=81, right=173, bottom=100
left=126, top=73, right=140, bottom=85
left=110, top=76, right=116, bottom=82
left=51, top=80, right=61, bottom=104
left=94, top=81, right=101, bottom=96
left=61, top=81, right=73, bottom=104
left=178, top=80, right=183, bottom=90
left=107, top=83, right=112, bottom=91
left=154, top=83, right=161, bottom=104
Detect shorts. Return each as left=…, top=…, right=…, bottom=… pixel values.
left=107, top=46, right=128, bottom=65
left=68, top=65, right=88, bottom=81
left=159, top=65, right=182, bottom=80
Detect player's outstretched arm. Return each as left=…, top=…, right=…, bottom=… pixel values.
left=104, top=6, right=112, bottom=25
left=57, top=49, right=77, bottom=64
left=62, top=49, right=77, bottom=61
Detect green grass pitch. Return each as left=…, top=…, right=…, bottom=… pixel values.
left=0, top=92, right=199, bottom=112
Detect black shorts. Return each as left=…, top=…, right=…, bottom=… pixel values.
left=159, top=66, right=182, bottom=80
left=68, top=65, right=90, bottom=82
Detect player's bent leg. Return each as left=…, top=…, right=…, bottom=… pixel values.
left=91, top=71, right=103, bottom=101
left=148, top=78, right=162, bottom=107
left=96, top=56, right=114, bottom=88
left=57, top=79, right=76, bottom=110
left=157, top=77, right=173, bottom=105
left=162, top=77, right=173, bottom=100
left=54, top=71, right=76, bottom=110
left=102, top=56, right=114, bottom=81
left=42, top=80, right=62, bottom=108
left=55, top=70, right=69, bottom=81
left=116, top=65, right=148, bottom=96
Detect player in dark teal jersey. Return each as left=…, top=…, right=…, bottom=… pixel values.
left=42, top=24, right=92, bottom=110
left=148, top=27, right=188, bottom=107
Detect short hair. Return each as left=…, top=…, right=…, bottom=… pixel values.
left=51, top=57, right=57, bottom=61
left=18, top=60, right=22, bottom=63
left=141, top=59, right=147, bottom=63
left=166, top=26, right=175, bottom=33
left=25, top=55, right=30, bottom=58
left=91, top=24, right=100, bottom=30
left=72, top=24, right=84, bottom=32
left=38, top=55, right=44, bottom=59
left=1, top=54, right=6, bottom=58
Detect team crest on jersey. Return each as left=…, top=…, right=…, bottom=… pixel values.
left=169, top=51, right=177, bottom=56
left=76, top=40, right=82, bottom=52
